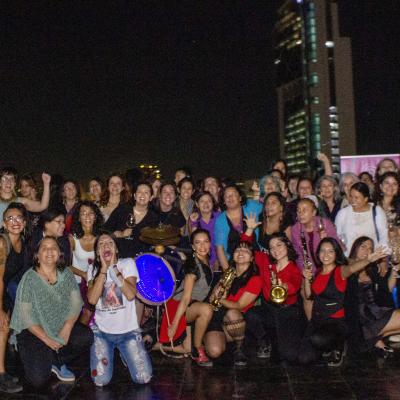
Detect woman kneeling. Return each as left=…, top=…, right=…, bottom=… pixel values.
left=87, top=234, right=152, bottom=386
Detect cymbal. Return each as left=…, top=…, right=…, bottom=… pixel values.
left=139, top=224, right=180, bottom=246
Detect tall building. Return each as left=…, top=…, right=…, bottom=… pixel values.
left=274, top=0, right=356, bottom=175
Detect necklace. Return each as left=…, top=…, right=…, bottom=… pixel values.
left=37, top=268, right=58, bottom=285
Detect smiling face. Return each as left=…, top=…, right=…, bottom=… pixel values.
left=37, top=237, right=61, bottom=268
left=233, top=244, right=253, bottom=265
left=160, top=185, right=176, bottom=209
left=197, top=193, right=213, bottom=214
left=350, top=189, right=369, bottom=212
left=0, top=174, right=16, bottom=196
left=379, top=160, right=397, bottom=175
left=44, top=215, right=66, bottom=237
left=318, top=241, right=336, bottom=267
left=19, top=179, right=34, bottom=198
left=203, top=177, right=219, bottom=198
left=63, top=182, right=78, bottom=201
left=355, top=239, right=373, bottom=261
left=269, top=237, right=288, bottom=262
left=79, top=205, right=96, bottom=230
left=97, top=234, right=118, bottom=264
left=108, top=176, right=123, bottom=197
left=134, top=184, right=152, bottom=207
left=179, top=181, right=194, bottom=201
left=192, top=232, right=211, bottom=261
left=89, top=180, right=102, bottom=199
left=3, top=207, right=26, bottom=236
left=380, top=176, right=399, bottom=197
left=223, top=187, right=241, bottom=210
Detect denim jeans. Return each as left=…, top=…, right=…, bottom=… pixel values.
left=90, top=326, right=152, bottom=386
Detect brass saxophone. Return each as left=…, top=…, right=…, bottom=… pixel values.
left=269, top=265, right=288, bottom=304
left=210, top=268, right=236, bottom=311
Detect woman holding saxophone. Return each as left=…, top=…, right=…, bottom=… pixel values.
left=204, top=242, right=262, bottom=367
left=243, top=216, right=303, bottom=363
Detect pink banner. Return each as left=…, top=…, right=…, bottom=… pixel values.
left=340, top=154, right=400, bottom=176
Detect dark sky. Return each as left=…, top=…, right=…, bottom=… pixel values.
left=1, top=1, right=399, bottom=182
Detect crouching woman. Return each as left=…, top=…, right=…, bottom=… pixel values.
left=87, top=233, right=152, bottom=386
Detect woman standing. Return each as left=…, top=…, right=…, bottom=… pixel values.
left=214, top=184, right=262, bottom=271
left=69, top=201, right=104, bottom=324
left=339, top=172, right=359, bottom=209
left=103, top=182, right=158, bottom=258
left=158, top=229, right=214, bottom=366
left=62, top=180, right=81, bottom=235
left=189, top=191, right=220, bottom=269
left=0, top=168, right=51, bottom=228
left=99, top=173, right=130, bottom=223
left=178, top=177, right=195, bottom=246
left=0, top=203, right=31, bottom=393
left=87, top=234, right=152, bottom=386
left=335, top=182, right=388, bottom=256
left=10, top=237, right=93, bottom=387
left=204, top=242, right=262, bottom=366
left=316, top=175, right=342, bottom=222
left=299, top=238, right=387, bottom=367
left=374, top=172, right=400, bottom=227
left=88, top=178, right=103, bottom=206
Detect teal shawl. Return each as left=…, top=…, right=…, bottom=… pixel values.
left=10, top=267, right=83, bottom=344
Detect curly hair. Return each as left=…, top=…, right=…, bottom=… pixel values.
left=71, top=200, right=104, bottom=238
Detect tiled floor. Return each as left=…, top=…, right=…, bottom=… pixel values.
left=4, top=346, right=400, bottom=399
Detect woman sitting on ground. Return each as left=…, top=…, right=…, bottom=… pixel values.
left=158, top=229, right=214, bottom=366
left=10, top=236, right=93, bottom=388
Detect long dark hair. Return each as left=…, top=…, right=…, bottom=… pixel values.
left=100, top=173, right=130, bottom=206
left=71, top=200, right=104, bottom=238
left=266, top=232, right=297, bottom=264
left=91, top=233, right=119, bottom=280
left=316, top=237, right=348, bottom=267
left=229, top=242, right=258, bottom=296
left=32, top=236, right=66, bottom=271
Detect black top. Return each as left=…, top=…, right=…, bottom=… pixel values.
left=155, top=209, right=186, bottom=229
left=103, top=202, right=159, bottom=258
left=319, top=199, right=342, bottom=223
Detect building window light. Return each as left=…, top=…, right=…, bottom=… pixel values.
left=325, top=41, right=334, bottom=48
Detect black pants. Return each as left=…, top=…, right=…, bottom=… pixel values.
left=246, top=300, right=304, bottom=363
left=17, top=322, right=93, bottom=388
left=297, top=318, right=346, bottom=365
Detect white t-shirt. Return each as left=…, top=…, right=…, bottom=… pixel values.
left=88, top=258, right=139, bottom=334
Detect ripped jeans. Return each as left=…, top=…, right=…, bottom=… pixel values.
left=90, top=325, right=152, bottom=386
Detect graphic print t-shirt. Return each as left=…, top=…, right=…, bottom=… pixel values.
left=88, top=258, right=139, bottom=334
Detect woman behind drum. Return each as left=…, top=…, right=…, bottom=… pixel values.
left=87, top=233, right=152, bottom=386
left=244, top=232, right=302, bottom=363
left=158, top=229, right=214, bottom=366
left=204, top=242, right=262, bottom=367
left=299, top=238, right=387, bottom=367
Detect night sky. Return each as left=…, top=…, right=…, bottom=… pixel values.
left=1, top=1, right=399, bottom=182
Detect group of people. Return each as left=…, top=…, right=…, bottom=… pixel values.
left=0, top=155, right=399, bottom=393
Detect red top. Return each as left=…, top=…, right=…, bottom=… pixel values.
left=312, top=266, right=347, bottom=318
left=227, top=275, right=262, bottom=313
left=240, top=232, right=302, bottom=305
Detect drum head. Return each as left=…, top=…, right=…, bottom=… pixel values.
left=135, top=253, right=176, bottom=306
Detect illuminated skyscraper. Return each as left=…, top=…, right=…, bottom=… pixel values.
left=274, top=0, right=356, bottom=174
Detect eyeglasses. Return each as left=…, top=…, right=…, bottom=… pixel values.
left=4, top=215, right=24, bottom=223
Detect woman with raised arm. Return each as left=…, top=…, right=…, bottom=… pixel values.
left=0, top=167, right=51, bottom=228
left=298, top=238, right=388, bottom=367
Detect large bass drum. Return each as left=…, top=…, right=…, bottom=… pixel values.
left=135, top=253, right=176, bottom=306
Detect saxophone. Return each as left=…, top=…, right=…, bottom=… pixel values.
left=210, top=268, right=236, bottom=311
left=269, top=265, right=288, bottom=304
